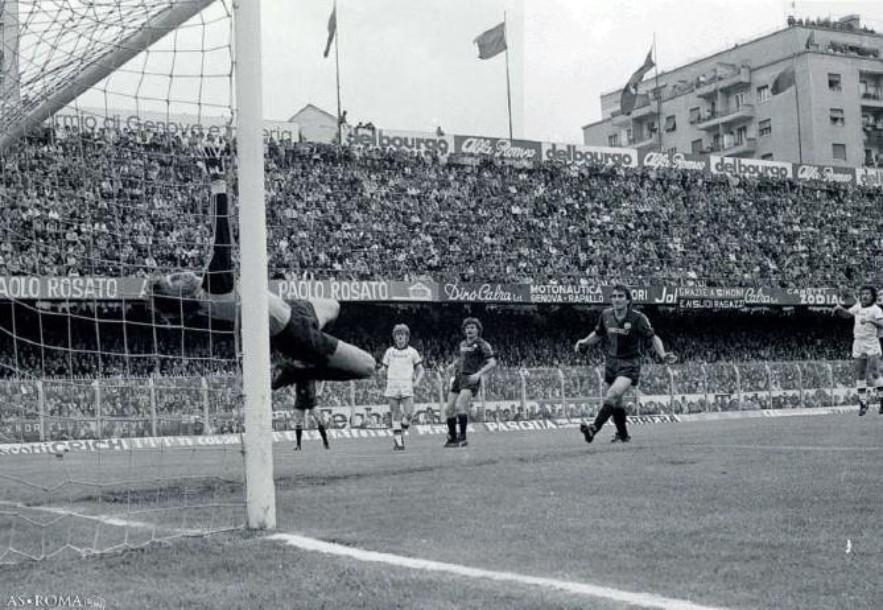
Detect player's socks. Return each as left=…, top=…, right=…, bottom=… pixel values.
left=858, top=382, right=868, bottom=416
left=295, top=426, right=303, bottom=449
left=876, top=384, right=883, bottom=414
left=446, top=417, right=457, bottom=444
left=592, top=401, right=616, bottom=431
left=612, top=406, right=629, bottom=439
left=392, top=422, right=404, bottom=450
left=457, top=414, right=468, bottom=442
left=317, top=423, right=329, bottom=449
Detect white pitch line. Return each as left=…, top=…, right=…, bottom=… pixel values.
left=0, top=501, right=199, bottom=534
left=687, top=444, right=883, bottom=453
left=266, top=532, right=728, bottom=610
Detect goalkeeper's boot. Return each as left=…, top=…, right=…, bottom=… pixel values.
left=611, top=433, right=631, bottom=443
left=443, top=435, right=459, bottom=448
left=458, top=434, right=468, bottom=448
left=858, top=399, right=869, bottom=416
left=393, top=432, right=405, bottom=451
left=579, top=422, right=596, bottom=444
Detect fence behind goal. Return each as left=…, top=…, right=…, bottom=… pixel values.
left=0, top=360, right=860, bottom=443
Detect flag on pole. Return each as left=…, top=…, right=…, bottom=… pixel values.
left=323, top=4, right=337, bottom=58
left=474, top=22, right=507, bottom=59
left=620, top=48, right=655, bottom=115
left=771, top=65, right=796, bottom=95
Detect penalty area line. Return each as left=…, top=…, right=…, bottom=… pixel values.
left=684, top=443, right=883, bottom=453
left=266, top=532, right=728, bottom=610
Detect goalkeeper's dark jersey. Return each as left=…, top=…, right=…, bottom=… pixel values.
left=593, top=307, right=655, bottom=359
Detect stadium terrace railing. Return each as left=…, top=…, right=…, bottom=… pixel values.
left=0, top=361, right=860, bottom=443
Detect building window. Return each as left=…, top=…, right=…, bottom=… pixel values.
left=608, top=133, right=620, bottom=147
left=667, top=147, right=678, bottom=155
left=757, top=85, right=770, bottom=103
left=689, top=107, right=700, bottom=124
left=664, top=115, right=677, bottom=132
left=733, top=92, right=746, bottom=109
left=759, top=119, right=772, bottom=137
left=830, top=108, right=845, bottom=126
left=626, top=128, right=633, bottom=143
left=736, top=126, right=747, bottom=145
left=828, top=73, right=842, bottom=91
left=761, top=153, right=774, bottom=160
left=691, top=139, right=703, bottom=154
left=832, top=143, right=847, bottom=161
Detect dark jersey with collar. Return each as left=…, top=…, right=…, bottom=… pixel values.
left=458, top=338, right=495, bottom=375
left=593, top=307, right=655, bottom=359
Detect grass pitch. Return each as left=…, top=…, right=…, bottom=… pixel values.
left=1, top=413, right=881, bottom=609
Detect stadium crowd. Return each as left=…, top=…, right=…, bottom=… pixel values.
left=2, top=128, right=883, bottom=286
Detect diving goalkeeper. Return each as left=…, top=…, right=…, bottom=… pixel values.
left=149, top=145, right=375, bottom=389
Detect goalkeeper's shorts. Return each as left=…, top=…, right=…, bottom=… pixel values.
left=271, top=300, right=339, bottom=364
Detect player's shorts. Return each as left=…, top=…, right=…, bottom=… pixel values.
left=852, top=339, right=882, bottom=359
left=294, top=381, right=316, bottom=411
left=385, top=380, right=414, bottom=399
left=450, top=373, right=481, bottom=395
left=604, top=356, right=642, bottom=386
left=270, top=300, right=339, bottom=364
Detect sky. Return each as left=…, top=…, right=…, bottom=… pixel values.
left=46, top=0, right=883, bottom=144
left=256, top=0, right=883, bottom=142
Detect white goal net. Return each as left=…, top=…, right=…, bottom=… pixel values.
left=0, top=0, right=256, bottom=563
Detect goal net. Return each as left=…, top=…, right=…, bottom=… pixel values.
left=0, top=0, right=257, bottom=563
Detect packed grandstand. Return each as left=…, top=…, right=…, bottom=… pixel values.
left=0, top=123, right=880, bottom=442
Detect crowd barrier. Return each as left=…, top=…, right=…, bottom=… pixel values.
left=0, top=360, right=861, bottom=443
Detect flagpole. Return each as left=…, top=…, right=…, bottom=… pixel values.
left=654, top=33, right=661, bottom=152
left=793, top=52, right=803, bottom=163
left=334, top=0, right=342, bottom=144
left=504, top=11, right=513, bottom=139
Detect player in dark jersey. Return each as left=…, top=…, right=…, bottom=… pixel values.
left=149, top=146, right=375, bottom=400
left=444, top=317, right=496, bottom=447
left=288, top=379, right=330, bottom=450
left=574, top=285, right=675, bottom=443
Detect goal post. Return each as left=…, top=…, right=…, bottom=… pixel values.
left=234, top=0, right=276, bottom=530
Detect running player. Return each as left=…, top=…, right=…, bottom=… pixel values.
left=444, top=317, right=496, bottom=448
left=832, top=285, right=883, bottom=416
left=574, top=285, right=676, bottom=443
left=149, top=146, right=375, bottom=390
left=379, top=324, right=424, bottom=451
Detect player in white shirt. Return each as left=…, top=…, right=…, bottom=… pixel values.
left=379, top=324, right=424, bottom=451
left=832, top=285, right=883, bottom=415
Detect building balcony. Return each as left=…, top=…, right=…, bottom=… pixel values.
left=695, top=66, right=751, bottom=98
left=864, top=126, right=883, bottom=146
left=861, top=91, right=883, bottom=109
left=696, top=104, right=755, bottom=130
left=627, top=134, right=659, bottom=149
left=629, top=99, right=657, bottom=119
left=721, top=136, right=757, bottom=156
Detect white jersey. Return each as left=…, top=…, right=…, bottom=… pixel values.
left=382, top=346, right=422, bottom=398
left=849, top=303, right=883, bottom=355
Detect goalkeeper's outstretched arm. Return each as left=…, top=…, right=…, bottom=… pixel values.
left=202, top=146, right=234, bottom=296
